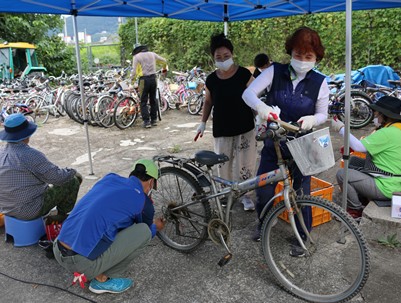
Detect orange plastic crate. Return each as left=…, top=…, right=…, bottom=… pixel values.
left=340, top=151, right=366, bottom=168
left=274, top=176, right=334, bottom=227
left=0, top=213, right=4, bottom=227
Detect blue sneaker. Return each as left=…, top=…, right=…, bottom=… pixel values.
left=89, top=278, right=133, bottom=294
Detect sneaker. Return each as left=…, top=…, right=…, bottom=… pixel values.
left=89, top=278, right=133, bottom=294
left=219, top=196, right=228, bottom=208
left=241, top=196, right=255, bottom=211
left=143, top=121, right=151, bottom=128
left=151, top=120, right=158, bottom=126
left=288, top=238, right=306, bottom=258
left=252, top=225, right=261, bottom=242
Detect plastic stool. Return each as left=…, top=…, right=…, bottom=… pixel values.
left=4, top=216, right=46, bottom=247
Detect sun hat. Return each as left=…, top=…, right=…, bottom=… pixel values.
left=132, top=44, right=148, bottom=56
left=369, top=96, right=401, bottom=120
left=133, top=159, right=159, bottom=180
left=0, top=113, right=37, bottom=142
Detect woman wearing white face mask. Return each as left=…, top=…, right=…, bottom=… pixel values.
left=332, top=96, right=401, bottom=219
left=194, top=33, right=257, bottom=212
left=242, top=27, right=330, bottom=252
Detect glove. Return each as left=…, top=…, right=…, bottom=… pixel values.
left=271, top=105, right=281, bottom=118
left=255, top=102, right=279, bottom=121
left=297, top=115, right=316, bottom=130
left=194, top=122, right=206, bottom=141
left=331, top=117, right=345, bottom=132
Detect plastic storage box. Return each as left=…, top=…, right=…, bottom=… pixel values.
left=274, top=176, right=334, bottom=227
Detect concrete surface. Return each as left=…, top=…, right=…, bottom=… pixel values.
left=0, top=110, right=400, bottom=303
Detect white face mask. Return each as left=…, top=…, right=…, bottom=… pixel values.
left=290, top=58, right=316, bottom=74
left=373, top=117, right=381, bottom=127
left=215, top=57, right=234, bottom=71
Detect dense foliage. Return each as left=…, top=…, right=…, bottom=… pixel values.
left=0, top=13, right=76, bottom=76
left=120, top=8, right=401, bottom=75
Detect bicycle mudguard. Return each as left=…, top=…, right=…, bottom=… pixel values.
left=183, top=162, right=211, bottom=187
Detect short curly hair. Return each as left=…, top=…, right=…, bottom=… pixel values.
left=210, top=33, right=234, bottom=56
left=285, top=27, right=325, bottom=62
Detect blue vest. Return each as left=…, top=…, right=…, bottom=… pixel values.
left=266, top=63, right=325, bottom=123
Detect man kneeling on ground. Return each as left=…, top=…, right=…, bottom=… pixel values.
left=53, top=159, right=165, bottom=294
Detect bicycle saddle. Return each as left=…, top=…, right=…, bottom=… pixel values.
left=194, top=150, right=229, bottom=166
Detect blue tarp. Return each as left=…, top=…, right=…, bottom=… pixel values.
left=333, top=65, right=400, bottom=87
left=1, top=1, right=401, bottom=21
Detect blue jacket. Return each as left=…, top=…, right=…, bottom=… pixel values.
left=58, top=173, right=156, bottom=260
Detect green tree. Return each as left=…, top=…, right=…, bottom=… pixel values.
left=0, top=13, right=76, bottom=76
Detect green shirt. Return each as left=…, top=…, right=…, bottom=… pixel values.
left=361, top=123, right=401, bottom=198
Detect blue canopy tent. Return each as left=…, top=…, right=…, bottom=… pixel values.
left=1, top=1, right=400, bottom=206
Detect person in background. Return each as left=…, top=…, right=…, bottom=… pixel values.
left=194, top=33, right=257, bottom=212
left=252, top=53, right=270, bottom=78
left=242, top=26, right=329, bottom=256
left=332, top=96, right=401, bottom=219
left=130, top=45, right=167, bottom=128
left=0, top=113, right=81, bottom=222
left=54, top=159, right=165, bottom=295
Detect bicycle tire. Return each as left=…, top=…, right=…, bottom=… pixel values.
left=187, top=93, right=204, bottom=115
left=166, top=94, right=179, bottom=109
left=261, top=195, right=370, bottom=303
left=113, top=96, right=138, bottom=129
left=96, top=95, right=115, bottom=128
left=157, top=88, right=168, bottom=112
left=153, top=166, right=211, bottom=253
left=338, top=92, right=373, bottom=129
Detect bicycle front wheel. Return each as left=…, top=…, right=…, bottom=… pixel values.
left=261, top=195, right=370, bottom=303
left=152, top=166, right=211, bottom=253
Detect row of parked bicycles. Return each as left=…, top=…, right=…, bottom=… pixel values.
left=1, top=65, right=400, bottom=130
left=0, top=67, right=207, bottom=129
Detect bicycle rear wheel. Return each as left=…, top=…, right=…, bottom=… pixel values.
left=261, top=195, right=370, bottom=303
left=152, top=166, right=211, bottom=253
left=113, top=96, right=138, bottom=129
left=338, top=92, right=373, bottom=129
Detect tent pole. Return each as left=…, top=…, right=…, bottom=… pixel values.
left=224, top=22, right=228, bottom=36
left=72, top=14, right=95, bottom=175
left=341, top=0, right=352, bottom=212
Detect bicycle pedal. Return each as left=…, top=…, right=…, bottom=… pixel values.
left=217, top=253, right=232, bottom=267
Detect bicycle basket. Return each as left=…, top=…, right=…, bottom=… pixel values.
left=286, top=127, right=335, bottom=176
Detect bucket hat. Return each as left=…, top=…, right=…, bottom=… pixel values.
left=0, top=113, right=37, bottom=142
left=369, top=96, right=401, bottom=120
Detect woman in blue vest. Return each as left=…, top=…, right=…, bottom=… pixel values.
left=242, top=27, right=330, bottom=256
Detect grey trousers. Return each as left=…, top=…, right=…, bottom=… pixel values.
left=336, top=168, right=387, bottom=210
left=53, top=223, right=151, bottom=281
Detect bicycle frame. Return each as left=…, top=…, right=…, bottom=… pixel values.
left=157, top=120, right=312, bottom=254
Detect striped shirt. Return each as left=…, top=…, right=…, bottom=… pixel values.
left=0, top=142, right=76, bottom=219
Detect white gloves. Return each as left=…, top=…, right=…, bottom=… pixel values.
left=255, top=102, right=280, bottom=121
left=331, top=118, right=345, bottom=132
left=194, top=122, right=206, bottom=141
left=297, top=115, right=316, bottom=130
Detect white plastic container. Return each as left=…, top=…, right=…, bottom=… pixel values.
left=287, top=127, right=335, bottom=176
